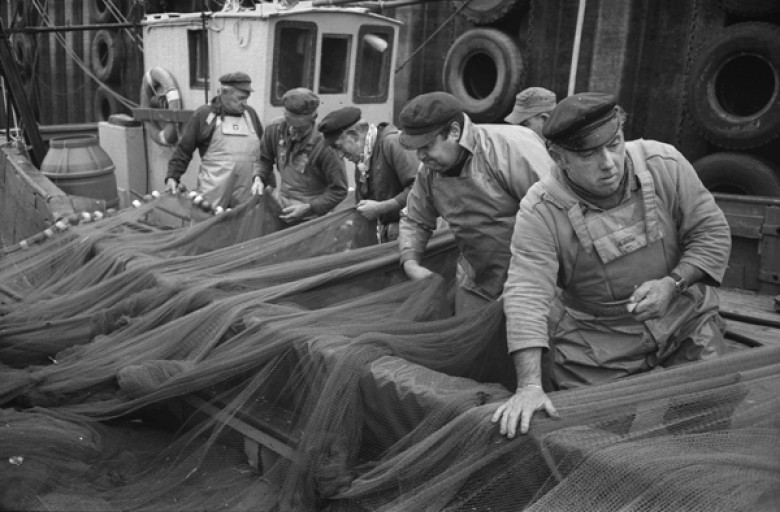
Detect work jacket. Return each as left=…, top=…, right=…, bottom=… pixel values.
left=399, top=116, right=552, bottom=299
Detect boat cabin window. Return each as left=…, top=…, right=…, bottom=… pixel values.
left=188, top=29, right=209, bottom=89
left=354, top=25, right=393, bottom=103
left=318, top=34, right=351, bottom=95
left=272, top=21, right=317, bottom=105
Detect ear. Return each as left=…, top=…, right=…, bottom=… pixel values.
left=548, top=145, right=566, bottom=167
left=448, top=121, right=462, bottom=141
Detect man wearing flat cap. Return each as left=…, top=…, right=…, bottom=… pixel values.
left=317, top=107, right=419, bottom=241
left=166, top=72, right=263, bottom=217
left=493, top=92, right=731, bottom=437
left=505, top=87, right=557, bottom=141
left=251, top=88, right=347, bottom=224
left=397, top=91, right=553, bottom=313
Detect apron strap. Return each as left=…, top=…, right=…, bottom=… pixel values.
left=538, top=174, right=595, bottom=253
left=625, top=142, right=663, bottom=244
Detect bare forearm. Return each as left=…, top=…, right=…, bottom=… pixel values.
left=512, top=348, right=543, bottom=389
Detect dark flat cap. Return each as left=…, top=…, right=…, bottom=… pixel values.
left=283, top=88, right=320, bottom=118
left=543, top=92, right=619, bottom=151
left=219, top=72, right=253, bottom=93
left=318, top=107, right=362, bottom=145
left=399, top=92, right=463, bottom=149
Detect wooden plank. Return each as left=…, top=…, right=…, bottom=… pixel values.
left=718, top=288, right=780, bottom=325
left=726, top=320, right=780, bottom=349
left=183, top=395, right=298, bottom=462
left=131, top=107, right=195, bottom=123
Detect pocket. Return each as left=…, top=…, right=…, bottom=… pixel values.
left=292, top=153, right=309, bottom=173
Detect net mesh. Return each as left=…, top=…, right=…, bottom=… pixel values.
left=1, top=193, right=778, bottom=512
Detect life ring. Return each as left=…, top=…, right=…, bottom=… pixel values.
left=717, top=0, right=780, bottom=17
left=140, top=67, right=182, bottom=147
left=90, top=30, right=124, bottom=83
left=94, top=85, right=129, bottom=122
left=11, top=34, right=35, bottom=82
left=454, top=0, right=528, bottom=24
left=686, top=22, right=780, bottom=150
left=443, top=28, right=524, bottom=122
left=693, top=152, right=780, bottom=198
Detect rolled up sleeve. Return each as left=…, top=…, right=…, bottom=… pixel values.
left=398, top=173, right=437, bottom=265
left=503, top=199, right=559, bottom=353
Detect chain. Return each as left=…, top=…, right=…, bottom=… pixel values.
left=675, top=0, right=700, bottom=146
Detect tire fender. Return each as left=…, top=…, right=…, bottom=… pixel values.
left=11, top=34, right=35, bottom=82
left=453, top=0, right=528, bottom=25
left=91, top=30, right=124, bottom=83
left=140, top=67, right=182, bottom=147
left=686, top=22, right=780, bottom=150
left=443, top=28, right=524, bottom=123
left=693, top=152, right=780, bottom=198
left=94, top=86, right=126, bottom=122
left=717, top=0, right=780, bottom=17
left=90, top=0, right=118, bottom=23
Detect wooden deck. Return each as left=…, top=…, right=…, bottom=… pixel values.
left=719, top=288, right=780, bottom=348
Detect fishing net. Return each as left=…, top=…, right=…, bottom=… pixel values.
left=1, top=192, right=779, bottom=512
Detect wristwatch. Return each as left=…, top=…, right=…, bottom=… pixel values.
left=669, top=272, right=688, bottom=296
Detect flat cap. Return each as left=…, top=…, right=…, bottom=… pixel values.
left=282, top=87, right=320, bottom=118
left=318, top=107, right=362, bottom=145
left=399, top=92, right=463, bottom=149
left=504, top=87, right=556, bottom=124
left=543, top=92, right=619, bottom=151
left=219, top=72, right=253, bottom=93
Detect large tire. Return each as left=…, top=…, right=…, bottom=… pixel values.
left=454, top=0, right=528, bottom=25
left=140, top=67, right=182, bottom=147
left=94, top=86, right=128, bottom=122
left=717, top=0, right=780, bottom=17
left=91, top=30, right=124, bottom=83
left=686, top=22, right=780, bottom=150
left=693, top=152, right=780, bottom=197
left=90, top=0, right=120, bottom=23
left=11, top=34, right=35, bottom=83
left=443, top=28, right=524, bottom=123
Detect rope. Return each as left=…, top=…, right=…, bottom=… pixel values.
left=102, top=0, right=144, bottom=51
left=394, top=0, right=474, bottom=74
left=28, top=0, right=139, bottom=110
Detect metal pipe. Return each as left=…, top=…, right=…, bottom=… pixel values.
left=313, top=0, right=447, bottom=7
left=3, top=23, right=139, bottom=34
left=568, top=0, right=587, bottom=96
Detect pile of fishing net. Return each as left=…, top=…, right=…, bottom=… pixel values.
left=1, top=193, right=778, bottom=511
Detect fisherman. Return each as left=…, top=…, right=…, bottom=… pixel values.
left=251, top=88, right=347, bottom=224
left=493, top=92, right=731, bottom=437
left=165, top=72, right=263, bottom=216
left=317, top=107, right=419, bottom=241
left=397, top=92, right=553, bottom=313
left=504, top=86, right=557, bottom=141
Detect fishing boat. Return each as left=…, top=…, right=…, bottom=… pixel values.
left=1, top=1, right=779, bottom=511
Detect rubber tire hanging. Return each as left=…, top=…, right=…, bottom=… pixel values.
left=91, top=30, right=124, bottom=83
left=686, top=22, right=780, bottom=150
left=693, top=152, right=780, bottom=197
left=717, top=0, right=780, bottom=17
left=453, top=0, right=528, bottom=25
left=443, top=28, right=524, bottom=123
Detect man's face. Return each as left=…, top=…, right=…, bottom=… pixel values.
left=519, top=113, right=549, bottom=138
left=331, top=131, right=364, bottom=163
left=285, top=113, right=316, bottom=136
left=558, top=130, right=626, bottom=198
left=221, top=88, right=250, bottom=112
left=414, top=125, right=462, bottom=173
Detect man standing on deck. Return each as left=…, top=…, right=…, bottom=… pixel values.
left=492, top=92, right=731, bottom=437
left=504, top=87, right=557, bottom=141
left=250, top=88, right=348, bottom=225
left=166, top=72, right=263, bottom=214
left=317, top=107, right=419, bottom=242
left=397, top=92, right=554, bottom=314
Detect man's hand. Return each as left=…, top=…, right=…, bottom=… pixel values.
left=356, top=200, right=391, bottom=221
left=251, top=177, right=264, bottom=196
left=403, top=260, right=434, bottom=281
left=626, top=277, right=676, bottom=321
left=165, top=178, right=178, bottom=194
left=280, top=203, right=312, bottom=223
left=491, top=385, right=559, bottom=437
